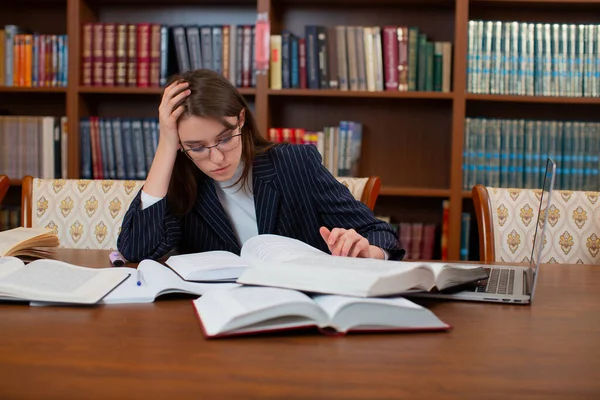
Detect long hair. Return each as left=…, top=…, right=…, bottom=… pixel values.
left=166, top=69, right=273, bottom=216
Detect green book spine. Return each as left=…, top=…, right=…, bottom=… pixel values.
left=407, top=27, right=419, bottom=91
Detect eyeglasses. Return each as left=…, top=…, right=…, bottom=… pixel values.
left=180, top=126, right=242, bottom=161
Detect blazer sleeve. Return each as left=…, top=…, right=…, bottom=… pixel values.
left=116, top=188, right=182, bottom=262
left=304, top=146, right=406, bottom=260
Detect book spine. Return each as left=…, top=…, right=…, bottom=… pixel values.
left=103, top=23, right=116, bottom=86
left=149, top=24, right=161, bottom=87
left=92, top=23, right=104, bottom=86
left=126, top=24, right=137, bottom=86
left=137, top=23, right=150, bottom=87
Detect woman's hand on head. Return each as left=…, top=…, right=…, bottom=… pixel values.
left=158, top=80, right=191, bottom=152
left=319, top=227, right=384, bottom=259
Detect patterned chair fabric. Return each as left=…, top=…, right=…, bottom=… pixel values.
left=32, top=179, right=145, bottom=249
left=486, top=187, right=600, bottom=264
left=30, top=176, right=377, bottom=249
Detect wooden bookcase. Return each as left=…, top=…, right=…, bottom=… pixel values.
left=2, top=0, right=600, bottom=260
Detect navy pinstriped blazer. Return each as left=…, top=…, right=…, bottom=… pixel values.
left=117, top=144, right=405, bottom=262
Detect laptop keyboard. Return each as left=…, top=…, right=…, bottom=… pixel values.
left=470, top=268, right=515, bottom=295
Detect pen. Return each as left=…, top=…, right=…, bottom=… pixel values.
left=136, top=269, right=144, bottom=286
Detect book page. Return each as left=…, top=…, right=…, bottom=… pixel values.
left=242, top=234, right=400, bottom=273
left=165, top=251, right=250, bottom=281
left=0, top=259, right=130, bottom=303
left=0, top=227, right=56, bottom=257
left=239, top=234, right=435, bottom=297
left=312, top=294, right=449, bottom=332
left=101, top=259, right=237, bottom=304
left=313, top=294, right=423, bottom=320
left=193, top=286, right=326, bottom=336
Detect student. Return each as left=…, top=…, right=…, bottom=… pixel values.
left=117, top=69, right=404, bottom=262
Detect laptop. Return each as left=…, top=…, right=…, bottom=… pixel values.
left=409, top=157, right=556, bottom=305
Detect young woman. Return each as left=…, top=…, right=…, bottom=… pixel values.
left=117, top=69, right=404, bottom=262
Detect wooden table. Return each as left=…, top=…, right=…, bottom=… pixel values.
left=1, top=249, right=599, bottom=399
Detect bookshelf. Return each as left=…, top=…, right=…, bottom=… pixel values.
left=1, top=0, right=600, bottom=260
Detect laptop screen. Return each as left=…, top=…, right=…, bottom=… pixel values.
left=529, top=157, right=557, bottom=298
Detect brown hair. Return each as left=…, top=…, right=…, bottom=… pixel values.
left=166, top=69, right=273, bottom=216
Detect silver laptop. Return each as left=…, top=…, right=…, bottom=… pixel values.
left=409, top=157, right=556, bottom=305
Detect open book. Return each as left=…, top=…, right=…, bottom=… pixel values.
left=193, top=285, right=450, bottom=338
left=165, top=251, right=250, bottom=282
left=0, top=227, right=59, bottom=259
left=100, top=259, right=238, bottom=304
left=0, top=256, right=129, bottom=304
left=235, top=234, right=489, bottom=297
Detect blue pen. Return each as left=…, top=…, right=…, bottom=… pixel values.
left=136, top=269, right=144, bottom=286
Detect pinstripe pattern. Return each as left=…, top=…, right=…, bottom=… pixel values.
left=117, top=144, right=404, bottom=262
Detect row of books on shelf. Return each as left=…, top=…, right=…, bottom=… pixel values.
left=82, top=23, right=256, bottom=88
left=463, top=117, right=600, bottom=191
left=468, top=21, right=600, bottom=97
left=0, top=116, right=67, bottom=179
left=0, top=206, right=19, bottom=232
left=270, top=26, right=452, bottom=92
left=381, top=210, right=471, bottom=261
left=0, top=26, right=68, bottom=87
left=268, top=121, right=363, bottom=178
left=80, top=117, right=158, bottom=180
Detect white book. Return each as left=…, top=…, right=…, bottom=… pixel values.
left=236, top=234, right=489, bottom=298
left=193, top=285, right=450, bottom=338
left=165, top=251, right=249, bottom=282
left=0, top=256, right=129, bottom=304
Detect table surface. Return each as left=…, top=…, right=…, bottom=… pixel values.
left=1, top=249, right=599, bottom=399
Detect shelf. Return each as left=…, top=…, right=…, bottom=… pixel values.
left=78, top=86, right=257, bottom=96
left=471, top=0, right=600, bottom=4
left=0, top=86, right=67, bottom=93
left=269, top=89, right=453, bottom=100
left=379, top=187, right=451, bottom=197
left=465, top=94, right=600, bottom=105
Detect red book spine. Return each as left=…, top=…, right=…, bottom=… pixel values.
left=383, top=26, right=399, bottom=91
left=137, top=23, right=150, bottom=87
left=299, top=38, right=307, bottom=89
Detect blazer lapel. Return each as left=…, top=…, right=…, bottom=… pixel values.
left=193, top=176, right=240, bottom=252
left=253, top=151, right=280, bottom=234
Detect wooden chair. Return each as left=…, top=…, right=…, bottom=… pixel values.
left=472, top=184, right=600, bottom=264
left=335, top=176, right=381, bottom=211
left=21, top=176, right=145, bottom=249
left=0, top=175, right=9, bottom=205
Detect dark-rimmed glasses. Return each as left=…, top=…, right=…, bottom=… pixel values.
left=180, top=125, right=242, bottom=161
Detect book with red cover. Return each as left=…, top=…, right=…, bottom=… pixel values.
left=192, top=285, right=451, bottom=338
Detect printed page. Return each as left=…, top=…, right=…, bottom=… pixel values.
left=165, top=251, right=249, bottom=281
left=0, top=259, right=130, bottom=303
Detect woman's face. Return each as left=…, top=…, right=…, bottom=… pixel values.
left=178, top=114, right=244, bottom=182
